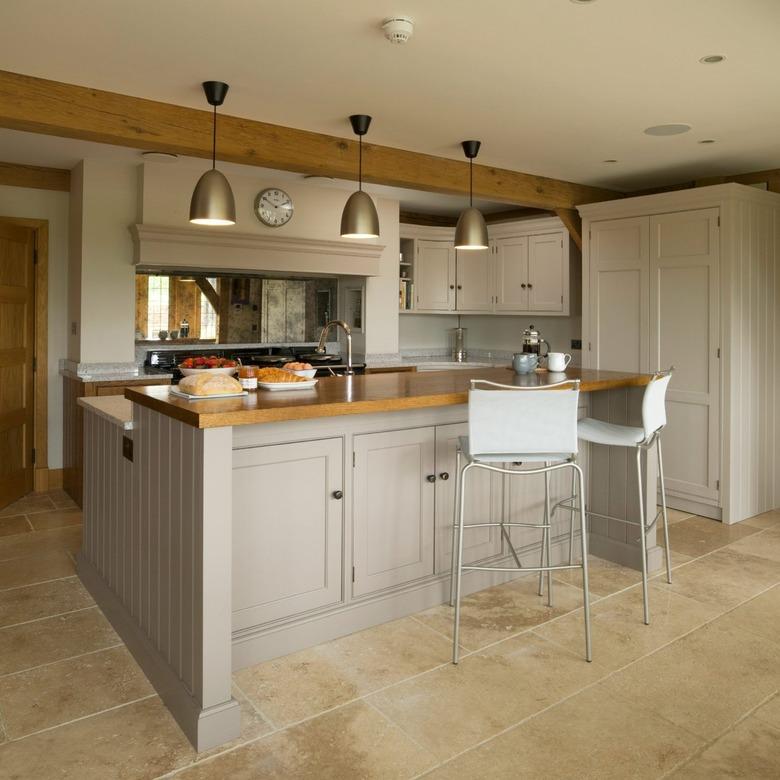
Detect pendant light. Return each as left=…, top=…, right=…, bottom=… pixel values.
left=454, top=140, right=489, bottom=250
left=189, top=81, right=236, bottom=226
left=340, top=114, right=380, bottom=239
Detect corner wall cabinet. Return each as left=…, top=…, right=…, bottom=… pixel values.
left=579, top=183, right=780, bottom=524
left=400, top=217, right=576, bottom=316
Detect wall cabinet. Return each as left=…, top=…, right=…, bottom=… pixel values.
left=232, top=438, right=344, bottom=629
left=405, top=220, right=572, bottom=316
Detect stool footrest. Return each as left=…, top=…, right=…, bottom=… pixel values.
left=462, top=563, right=584, bottom=573
left=460, top=522, right=551, bottom=530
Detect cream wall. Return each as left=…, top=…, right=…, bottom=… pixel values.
left=0, top=183, right=69, bottom=468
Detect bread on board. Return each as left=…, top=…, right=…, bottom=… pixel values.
left=178, top=373, right=243, bottom=396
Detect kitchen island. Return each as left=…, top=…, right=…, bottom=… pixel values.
left=77, top=367, right=658, bottom=751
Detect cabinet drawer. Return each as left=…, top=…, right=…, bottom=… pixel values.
left=232, top=438, right=344, bottom=630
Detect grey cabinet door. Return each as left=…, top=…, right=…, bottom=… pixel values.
left=416, top=240, right=455, bottom=311
left=232, top=438, right=344, bottom=630
left=434, top=422, right=503, bottom=574
left=528, top=232, right=565, bottom=312
left=352, top=427, right=436, bottom=596
left=494, top=236, right=530, bottom=312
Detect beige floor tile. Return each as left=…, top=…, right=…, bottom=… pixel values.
left=725, top=525, right=780, bottom=563
left=535, top=583, right=719, bottom=671
left=414, top=576, right=587, bottom=652
left=0, top=577, right=93, bottom=628
left=425, top=683, right=703, bottom=780
left=0, top=645, right=154, bottom=738
left=0, top=550, right=76, bottom=591
left=742, top=509, right=780, bottom=530
left=711, top=585, right=780, bottom=648
left=658, top=547, right=780, bottom=611
left=665, top=515, right=760, bottom=557
left=669, top=715, right=780, bottom=779
left=0, top=495, right=55, bottom=518
left=177, top=700, right=437, bottom=780
left=368, top=632, right=607, bottom=761
left=234, top=616, right=451, bottom=727
left=0, top=525, right=82, bottom=563
left=754, top=694, right=780, bottom=730
left=0, top=696, right=196, bottom=780
left=660, top=506, right=696, bottom=525
left=555, top=554, right=641, bottom=597
left=0, top=518, right=30, bottom=539
left=0, top=607, right=117, bottom=676
left=26, top=509, right=82, bottom=532
left=603, top=619, right=780, bottom=740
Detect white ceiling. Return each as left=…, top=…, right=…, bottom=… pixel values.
left=1, top=0, right=780, bottom=192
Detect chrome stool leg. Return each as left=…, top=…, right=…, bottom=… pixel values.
left=449, top=449, right=463, bottom=607
left=544, top=464, right=553, bottom=607
left=452, top=463, right=470, bottom=664
left=575, top=462, right=592, bottom=662
left=635, top=447, right=650, bottom=625
left=657, top=439, right=672, bottom=584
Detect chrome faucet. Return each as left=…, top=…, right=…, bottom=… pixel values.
left=316, top=320, right=354, bottom=375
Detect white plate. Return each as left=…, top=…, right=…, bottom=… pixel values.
left=179, top=366, right=238, bottom=376
left=170, top=388, right=248, bottom=400
left=258, top=379, right=318, bottom=391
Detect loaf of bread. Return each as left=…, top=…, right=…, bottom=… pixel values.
left=178, top=373, right=243, bottom=396
left=255, top=367, right=310, bottom=383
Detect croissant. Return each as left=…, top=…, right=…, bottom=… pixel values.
left=255, top=367, right=310, bottom=383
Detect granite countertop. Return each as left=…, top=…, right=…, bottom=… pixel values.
left=78, top=396, right=134, bottom=430
left=61, top=367, right=174, bottom=383
left=125, top=367, right=653, bottom=430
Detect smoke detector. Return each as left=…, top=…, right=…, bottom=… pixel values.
left=382, top=16, right=414, bottom=44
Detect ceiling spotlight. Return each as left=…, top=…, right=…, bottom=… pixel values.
left=644, top=124, right=692, bottom=136
left=699, top=54, right=725, bottom=64
left=603, top=159, right=618, bottom=163
left=382, top=16, right=414, bottom=44
left=141, top=151, right=178, bottom=163
left=698, top=139, right=716, bottom=144
left=570, top=0, right=597, bottom=3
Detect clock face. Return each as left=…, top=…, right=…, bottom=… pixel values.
left=254, top=188, right=294, bottom=227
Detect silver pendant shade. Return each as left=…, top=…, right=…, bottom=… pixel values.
left=190, top=81, right=236, bottom=226
left=454, top=140, right=489, bottom=250
left=340, top=114, right=380, bottom=238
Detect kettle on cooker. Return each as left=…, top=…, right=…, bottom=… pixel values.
left=521, top=324, right=549, bottom=357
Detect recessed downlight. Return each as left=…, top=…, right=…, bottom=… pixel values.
left=644, top=124, right=692, bottom=136
left=141, top=151, right=179, bottom=163
left=699, top=54, right=725, bottom=64
left=570, top=0, right=597, bottom=3
left=698, top=139, right=716, bottom=144
left=603, top=159, right=618, bottom=163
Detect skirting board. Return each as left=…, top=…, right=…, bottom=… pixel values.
left=77, top=554, right=241, bottom=752
left=660, top=491, right=722, bottom=522
left=34, top=467, right=63, bottom=492
left=588, top=532, right=663, bottom=572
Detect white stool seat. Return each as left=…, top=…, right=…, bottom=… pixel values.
left=458, top=436, right=571, bottom=464
left=577, top=418, right=645, bottom=448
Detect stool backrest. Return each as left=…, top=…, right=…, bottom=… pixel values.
left=642, top=369, right=673, bottom=438
left=468, top=379, right=580, bottom=458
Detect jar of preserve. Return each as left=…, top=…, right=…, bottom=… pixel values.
left=238, top=365, right=257, bottom=391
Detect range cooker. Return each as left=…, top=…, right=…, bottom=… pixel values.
left=144, top=346, right=366, bottom=384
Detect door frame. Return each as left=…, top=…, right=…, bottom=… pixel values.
left=0, top=216, right=49, bottom=487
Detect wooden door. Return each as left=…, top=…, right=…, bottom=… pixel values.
left=587, top=217, right=650, bottom=371
left=494, top=236, right=529, bottom=312
left=232, top=438, right=344, bottom=630
left=455, top=248, right=493, bottom=312
left=528, top=232, right=565, bottom=312
left=416, top=240, right=455, bottom=311
left=0, top=223, right=35, bottom=509
left=649, top=208, right=720, bottom=504
left=353, top=427, right=435, bottom=596
left=434, top=423, right=503, bottom=573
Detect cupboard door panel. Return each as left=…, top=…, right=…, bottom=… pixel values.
left=353, top=427, right=435, bottom=596
left=456, top=248, right=492, bottom=311
left=649, top=208, right=720, bottom=503
left=232, top=438, right=343, bottom=630
left=588, top=217, right=649, bottom=372
left=434, top=423, right=503, bottom=574
left=494, top=236, right=529, bottom=312
left=528, top=233, right=565, bottom=312
left=416, top=240, right=455, bottom=311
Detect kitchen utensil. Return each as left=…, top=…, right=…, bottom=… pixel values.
left=512, top=352, right=538, bottom=374
left=547, top=352, right=572, bottom=372
left=521, top=324, right=549, bottom=357
left=449, top=327, right=468, bottom=362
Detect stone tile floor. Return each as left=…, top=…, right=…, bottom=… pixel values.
left=0, top=494, right=779, bottom=778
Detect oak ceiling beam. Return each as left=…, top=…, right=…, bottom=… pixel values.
left=485, top=207, right=551, bottom=224
left=0, top=70, right=621, bottom=211
left=194, top=277, right=220, bottom=310
left=0, top=161, right=70, bottom=191
left=399, top=210, right=458, bottom=228
left=553, top=208, right=583, bottom=251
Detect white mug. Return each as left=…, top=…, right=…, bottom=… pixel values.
left=547, top=352, right=571, bottom=372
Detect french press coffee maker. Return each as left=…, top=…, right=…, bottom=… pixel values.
left=521, top=324, right=549, bottom=357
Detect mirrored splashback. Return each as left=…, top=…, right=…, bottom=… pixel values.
left=135, top=271, right=338, bottom=344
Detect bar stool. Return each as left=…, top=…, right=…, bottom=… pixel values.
left=575, top=369, right=674, bottom=626
left=450, top=379, right=592, bottom=664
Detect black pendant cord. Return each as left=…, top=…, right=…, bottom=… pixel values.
left=469, top=158, right=473, bottom=207
left=358, top=135, right=363, bottom=192
left=211, top=105, right=217, bottom=170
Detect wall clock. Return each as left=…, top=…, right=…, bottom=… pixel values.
left=254, top=188, right=294, bottom=227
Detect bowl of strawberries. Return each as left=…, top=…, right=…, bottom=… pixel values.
left=179, top=356, right=239, bottom=376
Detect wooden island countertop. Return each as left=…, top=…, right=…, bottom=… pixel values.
left=124, top=367, right=653, bottom=429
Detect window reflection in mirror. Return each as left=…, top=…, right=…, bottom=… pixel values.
left=135, top=272, right=338, bottom=344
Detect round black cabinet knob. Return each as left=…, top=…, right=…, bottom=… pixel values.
left=426, top=474, right=437, bottom=483
left=332, top=490, right=343, bottom=499
left=521, top=283, right=527, bottom=289
left=439, top=472, right=450, bottom=480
